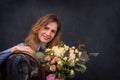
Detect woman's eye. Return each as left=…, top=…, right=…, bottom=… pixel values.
left=52, top=30, right=56, bottom=33
left=44, top=26, right=49, bottom=30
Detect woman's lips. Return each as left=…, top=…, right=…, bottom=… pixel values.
left=43, top=35, right=50, bottom=40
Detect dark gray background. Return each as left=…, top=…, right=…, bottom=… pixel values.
left=0, top=0, right=120, bottom=80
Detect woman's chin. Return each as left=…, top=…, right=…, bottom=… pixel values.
left=41, top=40, right=49, bottom=44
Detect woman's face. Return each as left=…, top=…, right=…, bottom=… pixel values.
left=38, top=22, right=58, bottom=45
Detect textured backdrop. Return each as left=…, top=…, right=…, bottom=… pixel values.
left=0, top=0, right=120, bottom=80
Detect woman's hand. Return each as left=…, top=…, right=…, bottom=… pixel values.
left=11, top=46, right=34, bottom=55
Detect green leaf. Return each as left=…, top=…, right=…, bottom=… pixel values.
left=34, top=52, right=45, bottom=62
left=74, top=64, right=86, bottom=73
left=64, top=51, right=69, bottom=57
left=80, top=51, right=89, bottom=62
left=89, top=53, right=99, bottom=57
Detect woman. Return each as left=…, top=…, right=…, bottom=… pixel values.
left=11, top=13, right=62, bottom=55
left=0, top=13, right=62, bottom=80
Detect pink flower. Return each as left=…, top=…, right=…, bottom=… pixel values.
left=54, top=56, right=59, bottom=61
left=50, top=59, right=56, bottom=64
left=50, top=64, right=56, bottom=72
left=44, top=55, right=51, bottom=61
left=50, top=56, right=58, bottom=64
left=46, top=74, right=55, bottom=80
left=57, top=64, right=62, bottom=70
left=46, top=74, right=65, bottom=80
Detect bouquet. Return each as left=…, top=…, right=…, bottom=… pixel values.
left=35, top=42, right=98, bottom=80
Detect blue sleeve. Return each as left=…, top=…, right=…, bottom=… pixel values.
left=0, top=43, right=25, bottom=64
left=0, top=48, right=12, bottom=64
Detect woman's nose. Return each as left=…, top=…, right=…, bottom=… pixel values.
left=46, top=30, right=51, bottom=35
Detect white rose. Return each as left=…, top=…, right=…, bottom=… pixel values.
left=75, top=58, right=79, bottom=62
left=45, top=48, right=51, bottom=52
left=72, top=46, right=75, bottom=49
left=78, top=52, right=82, bottom=57
left=69, top=49, right=74, bottom=54
left=75, top=49, right=79, bottom=53
left=63, top=57, right=67, bottom=61
left=69, top=52, right=75, bottom=60
left=57, top=60, right=63, bottom=65
left=59, top=47, right=65, bottom=56
left=70, top=69, right=74, bottom=76
left=52, top=46, right=59, bottom=52
left=50, top=53, right=54, bottom=56
left=69, top=60, right=75, bottom=66
left=54, top=49, right=62, bottom=56
left=64, top=44, right=69, bottom=51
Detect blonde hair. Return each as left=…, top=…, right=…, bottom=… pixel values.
left=25, top=13, right=62, bottom=52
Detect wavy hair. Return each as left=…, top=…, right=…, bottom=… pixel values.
left=25, top=13, right=62, bottom=52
